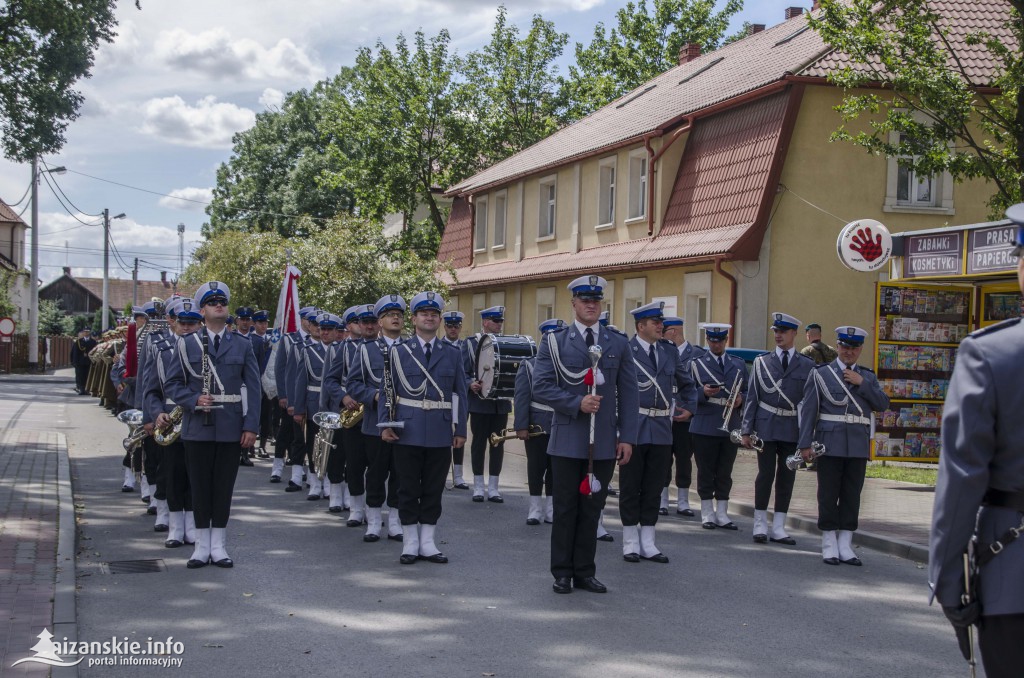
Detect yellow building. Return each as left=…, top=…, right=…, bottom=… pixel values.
left=437, top=6, right=1001, bottom=355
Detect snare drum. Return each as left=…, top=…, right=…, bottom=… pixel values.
left=475, top=334, right=536, bottom=400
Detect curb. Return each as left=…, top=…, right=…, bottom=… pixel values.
left=52, top=431, right=79, bottom=678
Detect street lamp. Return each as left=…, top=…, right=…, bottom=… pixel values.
left=28, top=158, right=67, bottom=372
left=101, top=210, right=126, bottom=332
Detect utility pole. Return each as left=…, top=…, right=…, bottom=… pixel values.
left=177, top=223, right=185, bottom=275
left=132, top=258, right=139, bottom=306
left=28, top=156, right=39, bottom=371
left=102, top=209, right=110, bottom=332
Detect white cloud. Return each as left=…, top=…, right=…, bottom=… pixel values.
left=259, top=87, right=285, bottom=110
left=158, top=187, right=213, bottom=212
left=156, top=28, right=324, bottom=82
left=94, top=19, right=142, bottom=71
left=139, top=95, right=256, bottom=148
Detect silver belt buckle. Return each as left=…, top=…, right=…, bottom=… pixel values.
left=423, top=400, right=439, bottom=411
left=845, top=414, right=857, bottom=424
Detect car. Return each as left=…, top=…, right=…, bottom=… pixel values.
left=726, top=347, right=769, bottom=372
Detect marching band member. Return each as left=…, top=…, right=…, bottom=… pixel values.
left=442, top=311, right=469, bottom=489
left=273, top=305, right=312, bottom=487
left=112, top=305, right=149, bottom=495
left=292, top=312, right=336, bottom=500
left=532, top=275, right=638, bottom=594
left=380, top=292, right=468, bottom=564
left=316, top=311, right=346, bottom=506
left=464, top=306, right=512, bottom=502
left=164, top=282, right=261, bottom=569
left=234, top=306, right=257, bottom=466
left=283, top=307, right=318, bottom=491
left=690, top=323, right=747, bottom=531
left=137, top=299, right=172, bottom=530
left=660, top=316, right=703, bottom=516
left=71, top=329, right=97, bottom=395
left=251, top=310, right=274, bottom=459
left=798, top=326, right=889, bottom=566
left=741, top=312, right=814, bottom=545
left=514, top=319, right=562, bottom=525
left=621, top=302, right=697, bottom=564
left=319, top=307, right=361, bottom=514
left=347, top=295, right=406, bottom=543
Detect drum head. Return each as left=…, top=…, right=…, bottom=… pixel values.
left=476, top=335, right=497, bottom=397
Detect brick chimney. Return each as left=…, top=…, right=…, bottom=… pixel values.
left=748, top=24, right=766, bottom=35
left=678, top=42, right=701, bottom=65
left=63, top=266, right=71, bottom=277
left=160, top=271, right=168, bottom=285
left=786, top=6, right=804, bottom=19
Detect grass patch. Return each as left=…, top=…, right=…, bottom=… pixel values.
left=865, top=464, right=938, bottom=485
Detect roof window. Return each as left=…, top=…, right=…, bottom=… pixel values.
left=677, top=57, right=724, bottom=85
left=616, top=85, right=657, bottom=109
left=774, top=24, right=810, bottom=46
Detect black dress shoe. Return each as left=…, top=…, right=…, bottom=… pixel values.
left=400, top=554, right=417, bottom=565
left=658, top=507, right=668, bottom=516
left=239, top=457, right=254, bottom=467
left=346, top=518, right=366, bottom=527
left=454, top=482, right=469, bottom=490
left=307, top=494, right=321, bottom=501
left=607, top=487, right=618, bottom=497
left=186, top=558, right=209, bottom=569
left=677, top=508, right=695, bottom=517
left=269, top=475, right=281, bottom=483
left=472, top=495, right=484, bottom=503
left=285, top=481, right=302, bottom=492
left=718, top=522, right=738, bottom=531
left=753, top=533, right=768, bottom=544
left=770, top=536, right=797, bottom=546
left=596, top=533, right=614, bottom=542
left=141, top=495, right=150, bottom=504
left=623, top=552, right=640, bottom=563
left=418, top=553, right=448, bottom=564
left=552, top=577, right=572, bottom=594
left=487, top=495, right=504, bottom=503
left=213, top=557, right=233, bottom=568
left=154, top=523, right=168, bottom=533
left=387, top=533, right=403, bottom=542
left=641, top=553, right=669, bottom=564
left=328, top=506, right=343, bottom=514
left=840, top=556, right=863, bottom=566
left=121, top=485, right=134, bottom=493
left=702, top=521, right=716, bottom=530
left=164, top=539, right=183, bottom=548
left=823, top=557, right=840, bottom=566
left=363, top=533, right=380, bottom=542
left=573, top=576, right=607, bottom=593
left=147, top=506, right=157, bottom=515
left=526, top=518, right=540, bottom=526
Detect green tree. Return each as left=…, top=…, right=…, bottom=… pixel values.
left=0, top=0, right=139, bottom=161
left=562, top=0, right=744, bottom=120
left=810, top=0, right=1024, bottom=216
left=462, top=6, right=569, bottom=164
left=39, top=299, right=73, bottom=335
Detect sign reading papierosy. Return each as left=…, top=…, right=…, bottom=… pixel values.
left=905, top=232, right=964, bottom=278
left=967, top=224, right=1018, bottom=275
left=0, top=317, right=15, bottom=337
left=837, top=219, right=893, bottom=273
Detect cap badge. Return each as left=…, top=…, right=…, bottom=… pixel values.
left=775, top=313, right=783, bottom=322
left=427, top=292, right=435, bottom=300
left=847, top=327, right=856, bottom=335
left=390, top=294, right=398, bottom=302
left=210, top=282, right=218, bottom=291
left=588, top=275, right=598, bottom=286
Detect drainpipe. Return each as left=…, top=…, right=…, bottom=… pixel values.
left=714, top=257, right=738, bottom=346
left=644, top=121, right=692, bottom=236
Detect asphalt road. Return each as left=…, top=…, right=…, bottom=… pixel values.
left=10, top=378, right=972, bottom=678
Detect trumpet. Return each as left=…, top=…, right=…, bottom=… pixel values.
left=729, top=429, right=764, bottom=452
left=718, top=372, right=743, bottom=432
left=312, top=411, right=343, bottom=481
left=786, top=441, right=826, bottom=471
left=154, top=406, right=184, bottom=446
left=340, top=403, right=364, bottom=429
left=490, top=424, right=545, bottom=446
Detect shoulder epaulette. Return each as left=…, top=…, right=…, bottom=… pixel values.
left=970, top=317, right=1021, bottom=339
left=814, top=363, right=832, bottom=370
left=658, top=338, right=675, bottom=346
left=549, top=326, right=567, bottom=335
left=859, top=366, right=875, bottom=374
left=607, top=326, right=627, bottom=336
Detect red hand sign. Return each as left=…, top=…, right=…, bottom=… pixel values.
left=849, top=226, right=884, bottom=262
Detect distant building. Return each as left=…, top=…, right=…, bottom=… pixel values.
left=38, top=268, right=177, bottom=318
left=0, top=199, right=29, bottom=324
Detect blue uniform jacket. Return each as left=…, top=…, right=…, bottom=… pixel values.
left=630, top=337, right=698, bottom=446
left=292, top=341, right=327, bottom=416
left=163, top=329, right=262, bottom=442
left=346, top=337, right=401, bottom=437
left=930, top=319, right=1024, bottom=615
left=273, top=331, right=298, bottom=404
left=463, top=334, right=512, bottom=415
left=322, top=339, right=359, bottom=414
left=512, top=358, right=553, bottom=434
left=689, top=350, right=748, bottom=437
left=741, top=350, right=814, bottom=443
left=377, top=338, right=468, bottom=447
left=140, top=333, right=177, bottom=424
left=796, top=360, right=889, bottom=456
left=532, top=325, right=639, bottom=460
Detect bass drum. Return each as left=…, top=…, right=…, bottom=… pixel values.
left=475, top=334, right=536, bottom=400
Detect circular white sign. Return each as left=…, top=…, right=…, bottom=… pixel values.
left=837, top=219, right=892, bottom=272
left=0, top=317, right=15, bottom=336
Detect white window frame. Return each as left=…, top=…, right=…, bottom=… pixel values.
left=492, top=190, right=507, bottom=249
left=536, top=286, right=555, bottom=327
left=596, top=156, right=617, bottom=230
left=601, top=280, right=615, bottom=322
left=538, top=176, right=557, bottom=240
left=474, top=195, right=489, bottom=252
left=627, top=149, right=648, bottom=222
left=883, top=114, right=954, bottom=215
left=472, top=293, right=487, bottom=335
left=622, top=277, right=646, bottom=328
left=684, top=271, right=711, bottom=346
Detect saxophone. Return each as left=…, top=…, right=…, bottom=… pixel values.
left=154, top=406, right=184, bottom=446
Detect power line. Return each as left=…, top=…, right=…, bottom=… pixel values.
left=40, top=171, right=104, bottom=227
left=6, top=180, right=32, bottom=208
left=41, top=160, right=104, bottom=217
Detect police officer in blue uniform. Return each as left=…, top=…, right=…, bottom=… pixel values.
left=442, top=311, right=469, bottom=489
left=929, top=205, right=1024, bottom=678
left=660, top=316, right=704, bottom=516
left=232, top=306, right=258, bottom=466
left=690, top=323, right=747, bottom=530
left=250, top=309, right=274, bottom=459
left=798, top=326, right=889, bottom=565
left=293, top=312, right=337, bottom=501
left=135, top=298, right=171, bottom=525
left=741, top=312, right=814, bottom=545
left=164, top=282, right=261, bottom=569
left=532, top=275, right=639, bottom=594
left=380, top=292, right=468, bottom=564
left=274, top=306, right=314, bottom=488
left=620, top=302, right=697, bottom=564
left=464, top=306, right=513, bottom=502
left=514, top=319, right=563, bottom=525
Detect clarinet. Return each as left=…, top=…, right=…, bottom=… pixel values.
left=201, top=329, right=213, bottom=426
left=381, top=341, right=398, bottom=424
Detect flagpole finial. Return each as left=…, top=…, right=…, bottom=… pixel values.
left=285, top=247, right=293, bottom=266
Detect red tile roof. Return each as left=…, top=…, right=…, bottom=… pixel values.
left=436, top=197, right=473, bottom=268
left=0, top=199, right=26, bottom=225
left=40, top=273, right=176, bottom=313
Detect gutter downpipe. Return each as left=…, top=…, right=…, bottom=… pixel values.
left=714, top=256, right=738, bottom=347
left=644, top=120, right=692, bottom=237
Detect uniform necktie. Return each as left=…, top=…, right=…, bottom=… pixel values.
left=214, top=334, right=220, bottom=352
left=424, top=341, right=432, bottom=362
left=782, top=350, right=789, bottom=372
left=585, top=328, right=594, bottom=347
left=648, top=344, right=657, bottom=366
left=717, top=355, right=725, bottom=371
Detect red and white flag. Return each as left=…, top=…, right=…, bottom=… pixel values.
left=262, top=264, right=301, bottom=398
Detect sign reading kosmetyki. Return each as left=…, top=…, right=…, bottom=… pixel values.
left=905, top=232, right=964, bottom=278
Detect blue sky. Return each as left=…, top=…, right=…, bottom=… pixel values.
left=0, top=0, right=806, bottom=285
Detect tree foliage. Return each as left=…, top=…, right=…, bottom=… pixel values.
left=810, top=0, right=1024, bottom=216
left=562, top=0, right=744, bottom=119
left=0, top=0, right=139, bottom=161
left=39, top=299, right=73, bottom=335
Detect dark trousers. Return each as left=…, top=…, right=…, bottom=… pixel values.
left=754, top=440, right=798, bottom=512
left=692, top=434, right=738, bottom=501
left=302, top=419, right=321, bottom=475
left=162, top=441, right=192, bottom=512
left=452, top=445, right=464, bottom=466
left=980, top=613, right=1024, bottom=678
left=259, top=395, right=274, bottom=447
left=364, top=434, right=398, bottom=509
left=122, top=447, right=142, bottom=472
left=184, top=440, right=241, bottom=528
left=344, top=427, right=368, bottom=496
left=619, top=444, right=671, bottom=526
left=525, top=434, right=552, bottom=496
left=274, top=403, right=292, bottom=460
left=667, top=420, right=694, bottom=489
left=287, top=420, right=307, bottom=466
left=142, top=438, right=165, bottom=500
left=815, top=455, right=867, bottom=531
left=549, top=456, right=615, bottom=580
left=326, top=428, right=346, bottom=484
left=75, top=363, right=90, bottom=392
left=470, top=412, right=507, bottom=476
left=393, top=444, right=449, bottom=525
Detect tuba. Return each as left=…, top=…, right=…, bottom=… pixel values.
left=786, top=441, right=826, bottom=471
left=154, top=406, right=184, bottom=446
left=311, top=411, right=343, bottom=481
left=729, top=429, right=764, bottom=452
left=489, top=424, right=545, bottom=446
left=340, top=403, right=364, bottom=429
left=118, top=409, right=147, bottom=452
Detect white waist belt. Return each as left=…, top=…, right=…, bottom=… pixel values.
left=530, top=401, right=554, bottom=412
left=308, top=386, right=321, bottom=393
left=209, top=394, right=242, bottom=403
left=397, top=397, right=452, bottom=411
left=639, top=407, right=672, bottom=417
left=707, top=397, right=729, bottom=406
left=165, top=398, right=175, bottom=406
left=759, top=402, right=797, bottom=417
left=820, top=413, right=871, bottom=426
